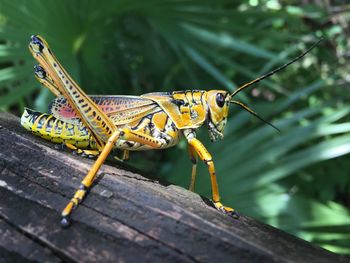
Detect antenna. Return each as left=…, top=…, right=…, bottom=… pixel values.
left=231, top=38, right=323, bottom=97
left=230, top=100, right=280, bottom=132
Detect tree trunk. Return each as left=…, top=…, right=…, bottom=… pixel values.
left=0, top=112, right=346, bottom=263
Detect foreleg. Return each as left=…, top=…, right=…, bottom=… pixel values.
left=184, top=130, right=237, bottom=216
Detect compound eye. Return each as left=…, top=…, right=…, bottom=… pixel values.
left=216, top=93, right=225, bottom=108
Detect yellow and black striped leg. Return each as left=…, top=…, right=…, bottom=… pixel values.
left=61, top=129, right=167, bottom=227
left=29, top=35, right=116, bottom=147
left=188, top=144, right=197, bottom=191
left=61, top=131, right=121, bottom=227
left=34, top=64, right=62, bottom=97
left=185, top=131, right=239, bottom=218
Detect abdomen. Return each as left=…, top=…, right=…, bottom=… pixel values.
left=21, top=108, right=97, bottom=149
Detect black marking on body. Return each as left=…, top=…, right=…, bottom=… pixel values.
left=170, top=122, right=176, bottom=131
left=161, top=115, right=169, bottom=132
left=53, top=119, right=62, bottom=133
left=172, top=99, right=184, bottom=106
left=190, top=90, right=196, bottom=104
left=84, top=107, right=91, bottom=114
left=131, top=114, right=152, bottom=131
left=200, top=91, right=205, bottom=104
left=36, top=114, right=46, bottom=129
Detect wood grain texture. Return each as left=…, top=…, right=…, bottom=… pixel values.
left=0, top=112, right=346, bottom=263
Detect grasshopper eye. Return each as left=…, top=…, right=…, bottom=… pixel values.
left=216, top=93, right=225, bottom=108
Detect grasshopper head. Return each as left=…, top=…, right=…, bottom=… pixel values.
left=204, top=40, right=323, bottom=142
left=206, top=90, right=231, bottom=142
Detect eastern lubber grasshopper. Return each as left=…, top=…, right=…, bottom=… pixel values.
left=21, top=35, right=321, bottom=227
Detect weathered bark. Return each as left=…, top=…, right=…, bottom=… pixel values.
left=0, top=112, right=346, bottom=263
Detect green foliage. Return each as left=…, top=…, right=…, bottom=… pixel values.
left=0, top=0, right=349, bottom=254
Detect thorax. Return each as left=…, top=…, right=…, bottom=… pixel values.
left=141, top=90, right=208, bottom=129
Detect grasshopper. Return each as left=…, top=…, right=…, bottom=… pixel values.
left=22, top=35, right=321, bottom=227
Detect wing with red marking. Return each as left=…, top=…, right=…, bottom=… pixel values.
left=49, top=95, right=160, bottom=125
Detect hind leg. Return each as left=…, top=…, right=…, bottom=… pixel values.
left=61, top=128, right=167, bottom=227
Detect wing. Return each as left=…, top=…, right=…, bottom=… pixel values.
left=49, top=95, right=160, bottom=125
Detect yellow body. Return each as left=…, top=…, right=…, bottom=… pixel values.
left=21, top=89, right=230, bottom=151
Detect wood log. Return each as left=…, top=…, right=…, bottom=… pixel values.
left=0, top=112, right=346, bottom=263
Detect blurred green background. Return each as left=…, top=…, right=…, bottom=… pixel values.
left=0, top=0, right=349, bottom=254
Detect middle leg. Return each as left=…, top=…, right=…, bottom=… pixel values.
left=188, top=144, right=198, bottom=191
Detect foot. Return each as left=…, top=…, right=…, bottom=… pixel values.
left=60, top=216, right=71, bottom=228
left=213, top=201, right=240, bottom=219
